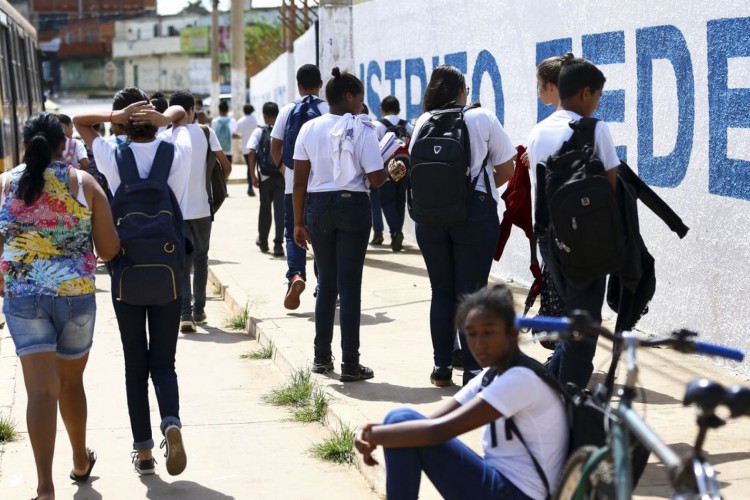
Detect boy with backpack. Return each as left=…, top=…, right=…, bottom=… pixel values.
left=248, top=102, right=284, bottom=256
left=270, top=64, right=328, bottom=310
left=526, top=56, right=622, bottom=389
left=234, top=103, right=258, bottom=196
left=212, top=100, right=236, bottom=164
left=370, top=95, right=412, bottom=252
left=74, top=88, right=192, bottom=477
left=169, top=91, right=232, bottom=333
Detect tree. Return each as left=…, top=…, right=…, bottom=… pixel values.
left=245, top=21, right=283, bottom=76
left=181, top=0, right=210, bottom=15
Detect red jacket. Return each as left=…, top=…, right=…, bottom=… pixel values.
left=495, top=145, right=533, bottom=261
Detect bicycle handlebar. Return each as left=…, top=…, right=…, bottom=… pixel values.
left=515, top=316, right=571, bottom=331
left=692, top=341, right=745, bottom=362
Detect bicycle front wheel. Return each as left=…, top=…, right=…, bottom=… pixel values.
left=554, top=446, right=616, bottom=500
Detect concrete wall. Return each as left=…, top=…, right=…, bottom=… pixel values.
left=343, top=0, right=750, bottom=369
left=122, top=55, right=192, bottom=93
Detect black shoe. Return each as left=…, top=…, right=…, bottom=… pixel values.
left=369, top=234, right=384, bottom=246
left=180, top=313, right=196, bottom=333
left=193, top=311, right=207, bottom=325
left=131, top=451, right=156, bottom=476
left=451, top=348, right=464, bottom=369
left=430, top=367, right=453, bottom=387
left=247, top=189, right=256, bottom=197
left=273, top=244, right=284, bottom=257
left=462, top=369, right=481, bottom=387
left=340, top=363, right=374, bottom=382
left=256, top=237, right=269, bottom=253
left=312, top=356, right=334, bottom=374
left=391, top=232, right=404, bottom=252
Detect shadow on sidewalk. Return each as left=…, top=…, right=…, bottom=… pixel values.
left=72, top=480, right=103, bottom=500
left=364, top=257, right=428, bottom=278
left=329, top=380, right=458, bottom=405
left=179, top=326, right=252, bottom=345
left=140, top=475, right=234, bottom=499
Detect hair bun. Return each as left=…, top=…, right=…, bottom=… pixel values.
left=331, top=67, right=341, bottom=78
left=561, top=52, right=575, bottom=64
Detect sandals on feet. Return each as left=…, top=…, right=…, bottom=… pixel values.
left=69, top=448, right=97, bottom=482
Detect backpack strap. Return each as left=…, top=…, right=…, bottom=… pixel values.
left=114, top=146, right=142, bottom=185
left=505, top=419, right=552, bottom=499
left=199, top=124, right=213, bottom=162
left=147, top=141, right=176, bottom=183
left=571, top=117, right=598, bottom=150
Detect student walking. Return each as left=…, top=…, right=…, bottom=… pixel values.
left=248, top=102, right=285, bottom=256
left=0, top=113, right=120, bottom=500
left=75, top=87, right=192, bottom=477
left=212, top=101, right=236, bottom=164
left=169, top=91, right=232, bottom=332
left=234, top=104, right=258, bottom=196
left=526, top=56, right=621, bottom=389
left=56, top=114, right=90, bottom=170
left=409, top=65, right=516, bottom=387
left=271, top=64, right=328, bottom=310
left=354, top=285, right=567, bottom=500
left=292, top=68, right=403, bottom=382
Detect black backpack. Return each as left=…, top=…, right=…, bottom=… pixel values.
left=379, top=118, right=411, bottom=170
left=408, top=103, right=489, bottom=227
left=535, top=118, right=625, bottom=288
left=256, top=125, right=282, bottom=178
left=108, top=142, right=186, bottom=306
left=199, top=125, right=228, bottom=219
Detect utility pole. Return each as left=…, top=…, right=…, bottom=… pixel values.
left=210, top=0, right=221, bottom=119
left=230, top=0, right=246, bottom=119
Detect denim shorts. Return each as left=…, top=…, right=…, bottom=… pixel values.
left=3, top=294, right=96, bottom=359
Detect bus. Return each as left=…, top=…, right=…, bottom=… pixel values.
left=0, top=0, right=44, bottom=173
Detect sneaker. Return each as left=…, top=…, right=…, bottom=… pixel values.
left=430, top=367, right=453, bottom=387
left=256, top=237, right=269, bottom=253
left=273, top=244, right=285, bottom=257
left=369, top=234, right=384, bottom=246
left=193, top=311, right=207, bottom=325
left=391, top=232, right=404, bottom=252
left=247, top=189, right=256, bottom=197
left=312, top=355, right=334, bottom=374
left=131, top=451, right=156, bottom=476
left=462, top=369, right=481, bottom=387
left=161, top=425, right=187, bottom=476
left=340, top=362, right=374, bottom=382
left=451, top=348, right=464, bottom=369
left=283, top=274, right=306, bottom=310
left=180, top=314, right=196, bottom=333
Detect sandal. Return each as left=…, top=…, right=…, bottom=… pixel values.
left=69, top=448, right=97, bottom=482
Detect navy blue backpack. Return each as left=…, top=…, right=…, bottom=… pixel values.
left=282, top=95, right=322, bottom=170
left=109, top=142, right=186, bottom=306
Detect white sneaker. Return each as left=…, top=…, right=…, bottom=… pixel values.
left=180, top=314, right=197, bottom=333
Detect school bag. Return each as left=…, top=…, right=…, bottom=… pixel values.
left=408, top=103, right=489, bottom=227
left=108, top=142, right=186, bottom=306
left=200, top=125, right=228, bottom=218
left=282, top=95, right=322, bottom=170
left=378, top=118, right=411, bottom=169
left=256, top=125, right=282, bottom=178
left=535, top=118, right=626, bottom=288
left=480, top=355, right=649, bottom=499
left=214, top=117, right=232, bottom=152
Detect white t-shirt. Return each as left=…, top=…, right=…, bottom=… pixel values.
left=235, top=114, right=258, bottom=155
left=454, top=366, right=568, bottom=500
left=171, top=124, right=222, bottom=220
left=92, top=126, right=192, bottom=215
left=211, top=117, right=237, bottom=154
left=373, top=114, right=414, bottom=141
left=271, top=98, right=330, bottom=194
left=293, top=113, right=383, bottom=193
left=247, top=126, right=271, bottom=182
left=410, top=107, right=516, bottom=203
left=63, top=138, right=88, bottom=168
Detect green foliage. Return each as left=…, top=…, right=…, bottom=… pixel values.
left=292, top=386, right=330, bottom=423
left=225, top=303, right=249, bottom=330
left=241, top=340, right=275, bottom=360
left=180, top=0, right=210, bottom=15
left=310, top=425, right=356, bottom=465
left=0, top=413, right=18, bottom=443
left=263, top=367, right=331, bottom=423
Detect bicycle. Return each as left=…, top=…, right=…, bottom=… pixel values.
left=516, top=313, right=748, bottom=500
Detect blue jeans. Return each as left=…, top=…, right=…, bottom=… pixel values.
left=182, top=217, right=212, bottom=315
left=415, top=191, right=499, bottom=372
left=305, top=191, right=371, bottom=363
left=371, top=180, right=407, bottom=235
left=383, top=408, right=532, bottom=500
left=539, top=235, right=605, bottom=389
left=370, top=187, right=385, bottom=236
left=112, top=297, right=182, bottom=450
left=285, top=193, right=307, bottom=281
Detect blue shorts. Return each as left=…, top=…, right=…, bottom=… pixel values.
left=3, top=294, right=96, bottom=359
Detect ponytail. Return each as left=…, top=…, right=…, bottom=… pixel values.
left=537, top=52, right=576, bottom=86
left=18, top=113, right=66, bottom=205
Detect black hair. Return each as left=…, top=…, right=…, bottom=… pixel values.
left=361, top=104, right=370, bottom=115
left=325, top=67, right=364, bottom=106
left=56, top=113, right=72, bottom=126
left=455, top=284, right=516, bottom=332
left=195, top=99, right=203, bottom=106
left=262, top=102, right=279, bottom=117
left=558, top=57, right=606, bottom=101
left=296, top=64, right=322, bottom=90
left=243, top=104, right=255, bottom=115
left=169, top=90, right=195, bottom=113
left=112, top=87, right=156, bottom=140
left=537, top=52, right=575, bottom=86
left=150, top=92, right=168, bottom=114
left=218, top=100, right=229, bottom=113
left=18, top=113, right=66, bottom=205
left=423, top=65, right=466, bottom=112
left=380, top=95, right=400, bottom=115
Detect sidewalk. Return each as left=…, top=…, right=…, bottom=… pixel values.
left=208, top=182, right=750, bottom=499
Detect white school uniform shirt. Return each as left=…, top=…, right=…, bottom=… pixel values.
left=409, top=107, right=516, bottom=204
left=235, top=114, right=258, bottom=155
left=454, top=366, right=568, bottom=500
left=64, top=137, right=88, bottom=168
left=271, top=98, right=329, bottom=194
left=526, top=110, right=621, bottom=224
left=247, top=126, right=271, bottom=182
left=92, top=126, right=192, bottom=216
left=373, top=114, right=414, bottom=141
left=293, top=113, right=382, bottom=193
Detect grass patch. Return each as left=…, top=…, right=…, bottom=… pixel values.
left=0, top=413, right=18, bottom=443
left=262, top=367, right=331, bottom=423
left=310, top=424, right=356, bottom=465
left=241, top=340, right=275, bottom=360
left=292, top=386, right=330, bottom=423
left=225, top=303, right=249, bottom=330
left=212, top=280, right=223, bottom=296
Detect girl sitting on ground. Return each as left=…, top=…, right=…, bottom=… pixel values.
left=354, top=284, right=568, bottom=500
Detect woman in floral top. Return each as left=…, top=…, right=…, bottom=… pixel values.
left=0, top=113, right=119, bottom=500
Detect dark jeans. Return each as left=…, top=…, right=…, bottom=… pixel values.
left=112, top=297, right=182, bottom=450
left=539, top=235, right=605, bottom=389
left=383, top=408, right=532, bottom=500
left=258, top=175, right=285, bottom=245
left=305, top=191, right=371, bottom=363
left=284, top=193, right=307, bottom=280
left=415, top=191, right=499, bottom=372
left=182, top=217, right=212, bottom=316
left=243, top=154, right=255, bottom=194
left=370, top=180, right=407, bottom=235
